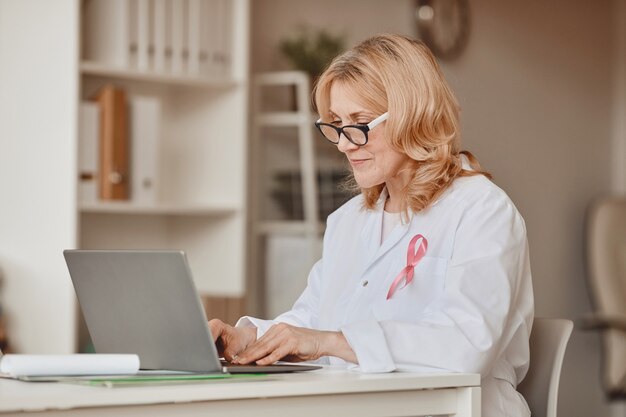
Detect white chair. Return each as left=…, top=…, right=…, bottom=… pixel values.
left=517, top=318, right=573, bottom=417
left=583, top=198, right=626, bottom=400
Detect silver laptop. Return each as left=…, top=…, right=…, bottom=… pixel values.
left=63, top=250, right=320, bottom=374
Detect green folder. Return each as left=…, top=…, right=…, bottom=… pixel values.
left=14, top=373, right=270, bottom=387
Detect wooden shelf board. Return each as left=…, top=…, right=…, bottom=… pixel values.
left=79, top=201, right=239, bottom=216
left=256, top=220, right=325, bottom=235
left=254, top=71, right=310, bottom=86
left=255, top=112, right=318, bottom=127
left=80, top=61, right=239, bottom=88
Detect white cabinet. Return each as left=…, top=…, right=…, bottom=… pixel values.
left=0, top=0, right=249, bottom=353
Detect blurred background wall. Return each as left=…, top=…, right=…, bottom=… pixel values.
left=252, top=0, right=615, bottom=415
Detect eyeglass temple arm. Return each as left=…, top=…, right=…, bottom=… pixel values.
left=367, top=112, right=389, bottom=129
left=316, top=111, right=389, bottom=127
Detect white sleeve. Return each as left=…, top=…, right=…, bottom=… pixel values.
left=341, top=191, right=532, bottom=374
left=236, top=259, right=324, bottom=339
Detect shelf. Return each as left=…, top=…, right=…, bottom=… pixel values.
left=255, top=112, right=317, bottom=127
left=79, top=201, right=239, bottom=216
left=256, top=220, right=325, bottom=236
left=80, top=61, right=239, bottom=88
left=254, top=71, right=311, bottom=86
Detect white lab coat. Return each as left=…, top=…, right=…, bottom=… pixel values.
left=239, top=173, right=534, bottom=417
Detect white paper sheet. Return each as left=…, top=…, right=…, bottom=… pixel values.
left=0, top=354, right=140, bottom=377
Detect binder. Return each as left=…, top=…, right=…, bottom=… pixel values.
left=94, top=85, right=130, bottom=200
left=78, top=102, right=100, bottom=204
left=170, top=0, right=185, bottom=73
left=199, top=0, right=211, bottom=74
left=187, top=0, right=200, bottom=74
left=214, top=0, right=231, bottom=76
left=153, top=0, right=166, bottom=72
left=127, top=0, right=139, bottom=69
left=83, top=0, right=130, bottom=68
left=212, top=0, right=225, bottom=76
left=136, top=0, right=150, bottom=71
left=129, top=96, right=161, bottom=204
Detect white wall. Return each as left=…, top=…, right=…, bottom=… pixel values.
left=445, top=2, right=612, bottom=416
left=252, top=1, right=614, bottom=416
left=0, top=0, right=79, bottom=353
left=612, top=0, right=626, bottom=195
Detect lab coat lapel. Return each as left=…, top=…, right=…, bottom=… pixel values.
left=367, top=216, right=411, bottom=272
left=359, top=189, right=412, bottom=273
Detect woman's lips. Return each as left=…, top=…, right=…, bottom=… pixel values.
left=349, top=158, right=370, bottom=167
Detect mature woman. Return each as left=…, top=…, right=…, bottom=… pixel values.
left=210, top=33, right=534, bottom=417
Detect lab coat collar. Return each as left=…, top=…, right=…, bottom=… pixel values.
left=360, top=187, right=413, bottom=272
left=357, top=156, right=469, bottom=272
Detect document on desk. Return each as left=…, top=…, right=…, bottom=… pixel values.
left=17, top=373, right=271, bottom=387
left=0, top=354, right=273, bottom=387
left=0, top=354, right=140, bottom=377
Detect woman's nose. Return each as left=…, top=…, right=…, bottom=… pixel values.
left=336, top=133, right=358, bottom=153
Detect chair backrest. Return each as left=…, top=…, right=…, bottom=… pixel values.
left=518, top=318, right=573, bottom=417
left=586, top=198, right=626, bottom=394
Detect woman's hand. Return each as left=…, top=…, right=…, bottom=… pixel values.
left=208, top=319, right=257, bottom=361
left=232, top=322, right=357, bottom=365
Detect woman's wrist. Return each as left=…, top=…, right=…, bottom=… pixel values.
left=322, top=331, right=358, bottom=364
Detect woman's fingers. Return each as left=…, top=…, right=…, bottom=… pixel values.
left=208, top=320, right=258, bottom=362
left=208, top=319, right=225, bottom=342
left=234, top=328, right=285, bottom=364
left=222, top=327, right=245, bottom=361
left=255, top=342, right=295, bottom=365
left=208, top=319, right=227, bottom=356
left=208, top=319, right=240, bottom=360
left=214, top=321, right=353, bottom=365
left=222, top=344, right=239, bottom=362
left=233, top=323, right=322, bottom=365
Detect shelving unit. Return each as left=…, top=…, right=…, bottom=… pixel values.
left=77, top=0, right=249, bottom=298
left=252, top=71, right=320, bottom=237
left=249, top=71, right=351, bottom=317
left=0, top=0, right=249, bottom=354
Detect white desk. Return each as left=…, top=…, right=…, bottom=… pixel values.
left=0, top=369, right=481, bottom=416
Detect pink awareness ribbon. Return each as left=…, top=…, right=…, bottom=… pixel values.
left=386, top=234, right=428, bottom=300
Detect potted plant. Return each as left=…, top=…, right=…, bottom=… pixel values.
left=279, top=27, right=346, bottom=85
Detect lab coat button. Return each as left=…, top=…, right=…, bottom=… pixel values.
left=362, top=280, right=368, bottom=287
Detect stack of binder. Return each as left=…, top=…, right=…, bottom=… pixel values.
left=79, top=86, right=161, bottom=205
left=83, top=0, right=232, bottom=77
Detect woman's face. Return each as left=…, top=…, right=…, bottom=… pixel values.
left=329, top=82, right=413, bottom=189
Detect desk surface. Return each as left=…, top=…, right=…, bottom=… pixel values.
left=0, top=368, right=481, bottom=416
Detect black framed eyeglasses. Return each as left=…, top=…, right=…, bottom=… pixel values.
left=314, top=112, right=389, bottom=146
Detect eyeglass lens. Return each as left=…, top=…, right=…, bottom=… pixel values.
left=317, top=125, right=367, bottom=145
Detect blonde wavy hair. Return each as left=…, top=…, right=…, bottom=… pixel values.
left=313, top=33, right=490, bottom=213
